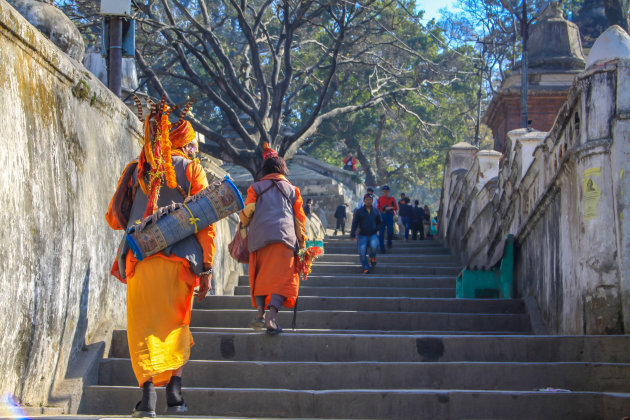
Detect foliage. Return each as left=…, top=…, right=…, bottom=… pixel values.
left=56, top=0, right=101, bottom=47
left=115, top=0, right=470, bottom=179
left=304, top=13, right=483, bottom=208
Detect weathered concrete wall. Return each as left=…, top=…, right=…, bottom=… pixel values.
left=0, top=0, right=244, bottom=409
left=439, top=56, right=630, bottom=335
left=0, top=0, right=135, bottom=406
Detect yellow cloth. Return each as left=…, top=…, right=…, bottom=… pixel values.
left=126, top=256, right=196, bottom=387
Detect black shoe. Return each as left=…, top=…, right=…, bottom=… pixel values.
left=166, top=376, right=188, bottom=413
left=363, top=269, right=370, bottom=274
left=370, top=257, right=376, bottom=267
left=132, top=381, right=156, bottom=418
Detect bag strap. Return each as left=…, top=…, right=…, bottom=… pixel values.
left=269, top=179, right=295, bottom=208
left=257, top=182, right=276, bottom=197
left=258, top=179, right=295, bottom=213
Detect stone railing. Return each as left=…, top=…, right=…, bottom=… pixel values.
left=439, top=56, right=630, bottom=335
left=0, top=0, right=244, bottom=411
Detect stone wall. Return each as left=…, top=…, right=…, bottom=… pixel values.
left=291, top=154, right=365, bottom=227
left=292, top=154, right=365, bottom=198
left=439, top=44, right=630, bottom=334
left=0, top=0, right=244, bottom=409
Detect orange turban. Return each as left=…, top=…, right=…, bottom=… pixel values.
left=170, top=120, right=196, bottom=149
left=262, top=142, right=278, bottom=160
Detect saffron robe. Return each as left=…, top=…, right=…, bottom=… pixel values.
left=106, top=158, right=216, bottom=387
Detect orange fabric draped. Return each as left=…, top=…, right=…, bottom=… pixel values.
left=248, top=242, right=299, bottom=308
left=126, top=256, right=196, bottom=387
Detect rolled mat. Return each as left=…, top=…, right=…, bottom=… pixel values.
left=126, top=175, right=245, bottom=261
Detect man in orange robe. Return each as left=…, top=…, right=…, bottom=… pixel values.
left=239, top=144, right=307, bottom=334
left=106, top=105, right=215, bottom=417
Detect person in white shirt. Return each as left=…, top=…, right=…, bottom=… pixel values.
left=355, top=187, right=379, bottom=211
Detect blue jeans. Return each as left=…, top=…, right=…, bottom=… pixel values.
left=357, top=234, right=379, bottom=270
left=379, top=212, right=394, bottom=251
left=401, top=216, right=411, bottom=239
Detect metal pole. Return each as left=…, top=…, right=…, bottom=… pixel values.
left=474, top=44, right=485, bottom=148
left=520, top=1, right=529, bottom=129
left=108, top=17, right=123, bottom=97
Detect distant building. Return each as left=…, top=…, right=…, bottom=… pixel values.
left=484, top=4, right=586, bottom=154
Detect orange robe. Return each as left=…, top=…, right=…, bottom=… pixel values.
left=239, top=174, right=307, bottom=309
left=106, top=159, right=216, bottom=387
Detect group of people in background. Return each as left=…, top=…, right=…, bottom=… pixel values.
left=328, top=185, right=435, bottom=274
left=397, top=193, right=433, bottom=241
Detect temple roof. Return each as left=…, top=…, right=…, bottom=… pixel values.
left=527, top=3, right=585, bottom=71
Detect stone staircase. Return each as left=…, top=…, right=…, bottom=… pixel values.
left=80, top=238, right=630, bottom=419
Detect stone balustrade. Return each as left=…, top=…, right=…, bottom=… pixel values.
left=439, top=27, right=630, bottom=335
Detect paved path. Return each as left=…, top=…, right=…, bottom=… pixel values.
left=76, top=238, right=630, bottom=419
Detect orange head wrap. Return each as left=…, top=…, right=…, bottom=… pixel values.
left=170, top=120, right=196, bottom=149
left=262, top=142, right=278, bottom=160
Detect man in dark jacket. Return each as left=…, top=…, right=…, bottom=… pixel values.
left=411, top=200, right=425, bottom=240
left=398, top=197, right=414, bottom=240
left=333, top=202, right=348, bottom=235
left=350, top=194, right=382, bottom=274
left=303, top=198, right=313, bottom=217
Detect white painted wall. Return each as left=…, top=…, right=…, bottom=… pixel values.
left=438, top=59, right=630, bottom=335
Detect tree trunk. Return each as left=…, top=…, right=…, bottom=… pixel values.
left=603, top=0, right=629, bottom=32
left=374, top=114, right=387, bottom=182
left=343, top=137, right=377, bottom=187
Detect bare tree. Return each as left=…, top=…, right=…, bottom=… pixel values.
left=131, top=0, right=456, bottom=177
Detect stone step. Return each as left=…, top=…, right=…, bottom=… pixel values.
left=98, top=359, right=630, bottom=392
left=310, top=263, right=461, bottom=276
left=188, top=327, right=530, bottom=335
left=234, top=285, right=455, bottom=298
left=189, top=310, right=532, bottom=332
left=80, top=386, right=630, bottom=419
left=238, top=275, right=456, bottom=288
left=326, top=238, right=444, bottom=247
left=109, top=331, right=630, bottom=363
left=326, top=239, right=444, bottom=246
left=323, top=246, right=451, bottom=255
left=319, top=253, right=458, bottom=264
left=196, top=296, right=526, bottom=313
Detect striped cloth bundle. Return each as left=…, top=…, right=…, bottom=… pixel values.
left=126, top=175, right=244, bottom=260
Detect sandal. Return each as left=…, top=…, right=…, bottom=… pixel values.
left=264, top=310, right=282, bottom=335
left=249, top=316, right=265, bottom=329
left=266, top=325, right=283, bottom=335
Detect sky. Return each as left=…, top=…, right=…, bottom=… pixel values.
left=417, top=0, right=457, bottom=22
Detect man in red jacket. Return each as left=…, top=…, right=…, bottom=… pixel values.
left=343, top=152, right=357, bottom=171
left=377, top=185, right=398, bottom=252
